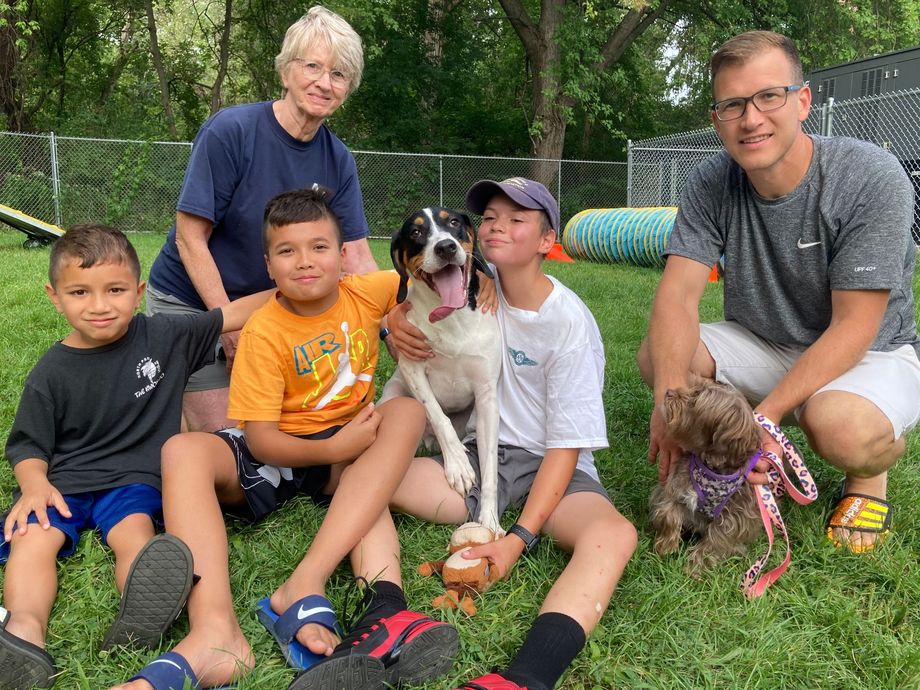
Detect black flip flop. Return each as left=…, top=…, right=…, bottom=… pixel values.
left=0, top=606, right=57, bottom=689
left=101, top=533, right=194, bottom=650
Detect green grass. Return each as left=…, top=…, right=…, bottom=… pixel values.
left=0, top=228, right=919, bottom=689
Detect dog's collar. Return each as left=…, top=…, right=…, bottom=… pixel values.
left=688, top=449, right=762, bottom=519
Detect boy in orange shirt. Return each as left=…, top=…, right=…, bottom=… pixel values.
left=114, top=188, right=456, bottom=690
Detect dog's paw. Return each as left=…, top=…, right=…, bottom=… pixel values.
left=654, top=533, right=681, bottom=556
left=478, top=510, right=503, bottom=537
left=443, top=443, right=476, bottom=495
left=685, top=546, right=715, bottom=577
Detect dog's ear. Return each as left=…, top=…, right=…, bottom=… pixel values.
left=467, top=215, right=493, bottom=279
left=467, top=260, right=480, bottom=310
left=390, top=229, right=410, bottom=304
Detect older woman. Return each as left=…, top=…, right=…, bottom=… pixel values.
left=146, top=6, right=377, bottom=432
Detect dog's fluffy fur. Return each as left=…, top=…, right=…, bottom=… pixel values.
left=649, top=381, right=764, bottom=574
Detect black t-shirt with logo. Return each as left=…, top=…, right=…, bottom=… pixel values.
left=5, top=311, right=222, bottom=496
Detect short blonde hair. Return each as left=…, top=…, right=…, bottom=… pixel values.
left=275, top=6, right=364, bottom=93
left=710, top=31, right=803, bottom=86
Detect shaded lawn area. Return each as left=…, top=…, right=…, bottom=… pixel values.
left=0, top=229, right=918, bottom=688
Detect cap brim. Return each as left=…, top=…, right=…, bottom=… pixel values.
left=465, top=180, right=504, bottom=215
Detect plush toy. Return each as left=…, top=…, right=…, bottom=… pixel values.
left=417, top=521, right=502, bottom=615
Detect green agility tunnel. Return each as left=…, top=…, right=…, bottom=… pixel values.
left=561, top=207, right=677, bottom=268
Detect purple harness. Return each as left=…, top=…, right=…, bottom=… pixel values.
left=689, top=450, right=763, bottom=519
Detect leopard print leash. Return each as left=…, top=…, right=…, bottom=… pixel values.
left=742, top=414, right=819, bottom=598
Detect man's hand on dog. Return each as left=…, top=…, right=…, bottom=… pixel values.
left=388, top=301, right=434, bottom=361
left=461, top=534, right=525, bottom=580
left=648, top=402, right=682, bottom=483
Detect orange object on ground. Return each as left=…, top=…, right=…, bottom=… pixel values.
left=708, top=263, right=720, bottom=282
left=547, top=242, right=574, bottom=263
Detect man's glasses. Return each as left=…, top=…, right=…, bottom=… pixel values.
left=711, top=84, right=806, bottom=121
left=293, top=59, right=350, bottom=88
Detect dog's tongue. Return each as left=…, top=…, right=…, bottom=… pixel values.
left=429, top=265, right=465, bottom=323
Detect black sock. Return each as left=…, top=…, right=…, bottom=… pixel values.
left=503, top=612, right=586, bottom=690
left=334, top=580, right=407, bottom=652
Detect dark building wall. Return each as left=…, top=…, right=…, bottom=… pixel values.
left=809, top=47, right=920, bottom=105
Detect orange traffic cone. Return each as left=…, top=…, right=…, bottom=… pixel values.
left=708, top=263, right=720, bottom=282
left=547, top=242, right=574, bottom=263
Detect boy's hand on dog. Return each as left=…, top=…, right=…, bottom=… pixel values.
left=477, top=273, right=499, bottom=314
left=648, top=403, right=682, bottom=483
left=4, top=479, right=71, bottom=541
left=388, top=301, right=433, bottom=361
left=461, top=535, right=525, bottom=580
left=333, top=403, right=381, bottom=461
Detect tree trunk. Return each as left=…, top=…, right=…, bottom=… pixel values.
left=100, top=10, right=137, bottom=107
left=423, top=0, right=462, bottom=65
left=0, top=21, right=24, bottom=130
left=145, top=0, right=178, bottom=139
left=499, top=0, right=671, bottom=175
left=210, top=0, right=233, bottom=115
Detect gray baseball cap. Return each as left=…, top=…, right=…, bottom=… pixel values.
left=465, top=177, right=560, bottom=231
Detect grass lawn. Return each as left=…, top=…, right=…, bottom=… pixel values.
left=0, top=228, right=918, bottom=689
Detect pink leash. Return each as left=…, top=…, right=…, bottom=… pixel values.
left=741, top=414, right=819, bottom=598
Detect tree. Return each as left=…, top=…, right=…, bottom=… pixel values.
left=496, top=0, right=671, bottom=184
left=145, top=0, right=177, bottom=138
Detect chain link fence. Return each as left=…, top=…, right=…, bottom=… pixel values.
left=0, top=131, right=628, bottom=239
left=627, top=87, right=920, bottom=244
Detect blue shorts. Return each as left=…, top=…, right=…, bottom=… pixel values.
left=0, top=483, right=162, bottom=563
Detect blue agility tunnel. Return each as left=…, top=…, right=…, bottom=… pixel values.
left=561, top=207, right=677, bottom=268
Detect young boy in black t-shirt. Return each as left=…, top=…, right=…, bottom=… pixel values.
left=0, top=224, right=268, bottom=690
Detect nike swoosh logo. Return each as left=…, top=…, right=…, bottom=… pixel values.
left=797, top=239, right=822, bottom=249
left=297, top=605, right=333, bottom=620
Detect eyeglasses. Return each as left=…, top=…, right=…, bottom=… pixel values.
left=711, top=84, right=806, bottom=121
left=292, top=59, right=350, bottom=88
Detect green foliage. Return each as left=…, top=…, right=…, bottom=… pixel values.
left=4, top=0, right=920, bottom=161
left=0, top=230, right=919, bottom=688
left=104, top=141, right=150, bottom=225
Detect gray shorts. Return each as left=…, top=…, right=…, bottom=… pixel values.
left=700, top=320, right=920, bottom=438
left=433, top=441, right=610, bottom=523
left=145, top=284, right=228, bottom=392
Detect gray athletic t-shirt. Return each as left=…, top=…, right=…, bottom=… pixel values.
left=667, top=135, right=918, bottom=357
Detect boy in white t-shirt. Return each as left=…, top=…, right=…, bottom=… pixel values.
left=389, top=178, right=637, bottom=690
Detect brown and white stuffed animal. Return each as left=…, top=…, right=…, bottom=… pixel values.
left=417, top=522, right=501, bottom=615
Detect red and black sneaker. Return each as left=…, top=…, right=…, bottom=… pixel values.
left=456, top=673, right=527, bottom=690
left=288, top=610, right=458, bottom=690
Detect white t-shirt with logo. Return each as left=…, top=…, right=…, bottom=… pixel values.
left=490, top=274, right=608, bottom=481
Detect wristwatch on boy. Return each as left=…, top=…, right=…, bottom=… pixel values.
left=508, top=523, right=540, bottom=553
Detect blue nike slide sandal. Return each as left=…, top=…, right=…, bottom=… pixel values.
left=256, top=595, right=342, bottom=670
left=128, top=650, right=236, bottom=689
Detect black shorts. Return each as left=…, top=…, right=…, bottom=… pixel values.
left=214, top=426, right=339, bottom=523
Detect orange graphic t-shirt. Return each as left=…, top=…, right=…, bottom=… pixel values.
left=227, top=272, right=399, bottom=435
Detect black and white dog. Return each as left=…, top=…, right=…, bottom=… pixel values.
left=380, top=207, right=502, bottom=535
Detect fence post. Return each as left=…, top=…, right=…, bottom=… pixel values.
left=557, top=159, right=562, bottom=212
left=49, top=131, right=62, bottom=227
left=439, top=155, right=444, bottom=206
left=826, top=97, right=835, bottom=137
left=626, top=139, right=633, bottom=207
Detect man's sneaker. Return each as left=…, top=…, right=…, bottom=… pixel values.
left=456, top=673, right=527, bottom=690
left=288, top=610, right=458, bottom=690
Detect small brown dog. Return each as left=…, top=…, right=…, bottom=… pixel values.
left=650, top=381, right=765, bottom=574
